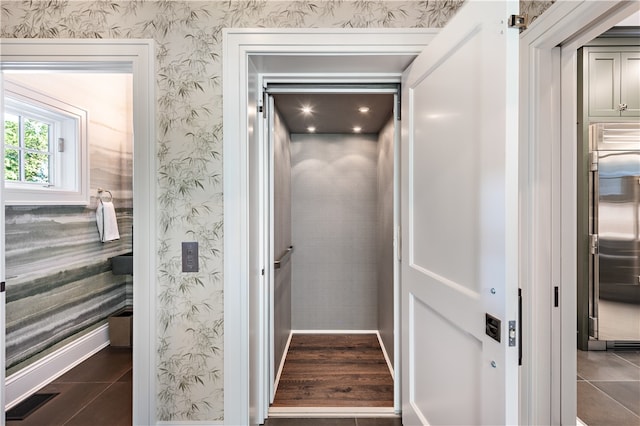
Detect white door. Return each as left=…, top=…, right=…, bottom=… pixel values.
left=401, top=1, right=519, bottom=425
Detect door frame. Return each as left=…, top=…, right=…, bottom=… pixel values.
left=519, top=1, right=638, bottom=424
left=262, top=80, right=402, bottom=418
left=0, top=39, right=157, bottom=425
left=223, top=8, right=640, bottom=421
left=222, top=28, right=438, bottom=425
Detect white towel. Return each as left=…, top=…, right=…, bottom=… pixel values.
left=96, top=200, right=120, bottom=242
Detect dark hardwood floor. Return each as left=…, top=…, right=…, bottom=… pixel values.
left=6, top=346, right=132, bottom=426
left=272, top=334, right=394, bottom=408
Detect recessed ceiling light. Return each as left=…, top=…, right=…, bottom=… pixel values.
left=353, top=126, right=362, bottom=133
left=307, top=126, right=316, bottom=133
left=358, top=106, right=370, bottom=113
left=301, top=106, right=313, bottom=114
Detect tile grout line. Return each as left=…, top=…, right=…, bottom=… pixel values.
left=611, top=352, right=640, bottom=369
left=114, top=367, right=132, bottom=382
left=61, top=366, right=130, bottom=425
left=583, top=380, right=640, bottom=421
left=62, top=383, right=114, bottom=426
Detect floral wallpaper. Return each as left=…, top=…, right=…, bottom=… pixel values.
left=1, top=0, right=554, bottom=421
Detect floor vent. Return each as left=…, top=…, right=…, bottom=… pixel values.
left=5, top=393, right=59, bottom=421
left=608, top=341, right=640, bottom=351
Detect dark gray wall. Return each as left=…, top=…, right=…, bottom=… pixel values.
left=273, top=105, right=292, bottom=375
left=291, top=133, right=378, bottom=329
left=377, top=117, right=395, bottom=364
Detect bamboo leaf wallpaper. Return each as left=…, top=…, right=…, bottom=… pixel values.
left=1, top=0, right=554, bottom=421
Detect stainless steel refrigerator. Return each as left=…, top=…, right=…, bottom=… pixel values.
left=589, top=122, right=640, bottom=347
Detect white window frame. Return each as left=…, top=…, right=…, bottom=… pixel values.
left=3, top=80, right=89, bottom=205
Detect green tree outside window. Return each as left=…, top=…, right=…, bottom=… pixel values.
left=4, top=113, right=51, bottom=183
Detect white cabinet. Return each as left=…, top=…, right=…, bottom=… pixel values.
left=586, top=47, right=640, bottom=118
left=621, top=52, right=640, bottom=117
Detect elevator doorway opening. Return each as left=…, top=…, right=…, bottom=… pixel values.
left=263, top=84, right=400, bottom=418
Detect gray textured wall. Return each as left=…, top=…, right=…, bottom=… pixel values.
left=377, top=117, right=395, bottom=364
left=273, top=106, right=292, bottom=375
left=5, top=74, right=133, bottom=374
left=291, top=133, right=378, bottom=330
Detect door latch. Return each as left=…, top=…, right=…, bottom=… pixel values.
left=508, top=321, right=516, bottom=347
left=485, top=313, right=501, bottom=343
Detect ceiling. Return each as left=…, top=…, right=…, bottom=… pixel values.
left=272, top=93, right=395, bottom=134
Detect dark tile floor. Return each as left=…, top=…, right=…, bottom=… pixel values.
left=6, top=346, right=132, bottom=426
left=577, top=350, right=640, bottom=426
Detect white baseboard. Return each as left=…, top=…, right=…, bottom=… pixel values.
left=157, top=422, right=223, bottom=425
left=273, top=331, right=292, bottom=395
left=376, top=331, right=395, bottom=380
left=5, top=324, right=110, bottom=410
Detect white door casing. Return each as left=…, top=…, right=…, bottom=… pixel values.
left=400, top=1, right=519, bottom=424
left=519, top=2, right=639, bottom=424
left=1, top=73, right=6, bottom=426
left=223, top=28, right=437, bottom=425
left=0, top=40, right=156, bottom=425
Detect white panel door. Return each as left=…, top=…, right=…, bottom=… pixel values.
left=401, top=1, right=519, bottom=425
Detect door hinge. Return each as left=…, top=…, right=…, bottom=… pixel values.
left=0, top=281, right=5, bottom=292
left=589, top=152, right=599, bottom=172
left=554, top=286, right=559, bottom=307
left=508, top=14, right=528, bottom=31
left=395, top=84, right=402, bottom=121
left=261, top=90, right=268, bottom=119
left=590, top=234, right=599, bottom=254
left=58, top=138, right=65, bottom=152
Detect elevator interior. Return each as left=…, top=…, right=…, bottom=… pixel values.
left=267, top=86, right=398, bottom=408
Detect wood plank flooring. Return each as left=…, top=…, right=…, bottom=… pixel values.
left=272, top=334, right=394, bottom=407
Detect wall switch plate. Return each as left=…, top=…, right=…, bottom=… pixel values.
left=182, top=242, right=199, bottom=272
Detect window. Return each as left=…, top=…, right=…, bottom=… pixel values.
left=3, top=80, right=88, bottom=205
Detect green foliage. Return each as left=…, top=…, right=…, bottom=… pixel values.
left=4, top=118, right=19, bottom=181
left=4, top=149, right=19, bottom=181
left=4, top=115, right=50, bottom=183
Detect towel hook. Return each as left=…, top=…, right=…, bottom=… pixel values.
left=97, top=188, right=113, bottom=202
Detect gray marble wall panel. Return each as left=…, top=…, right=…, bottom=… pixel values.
left=377, top=117, right=395, bottom=364
left=291, top=133, right=378, bottom=330
left=4, top=74, right=133, bottom=373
